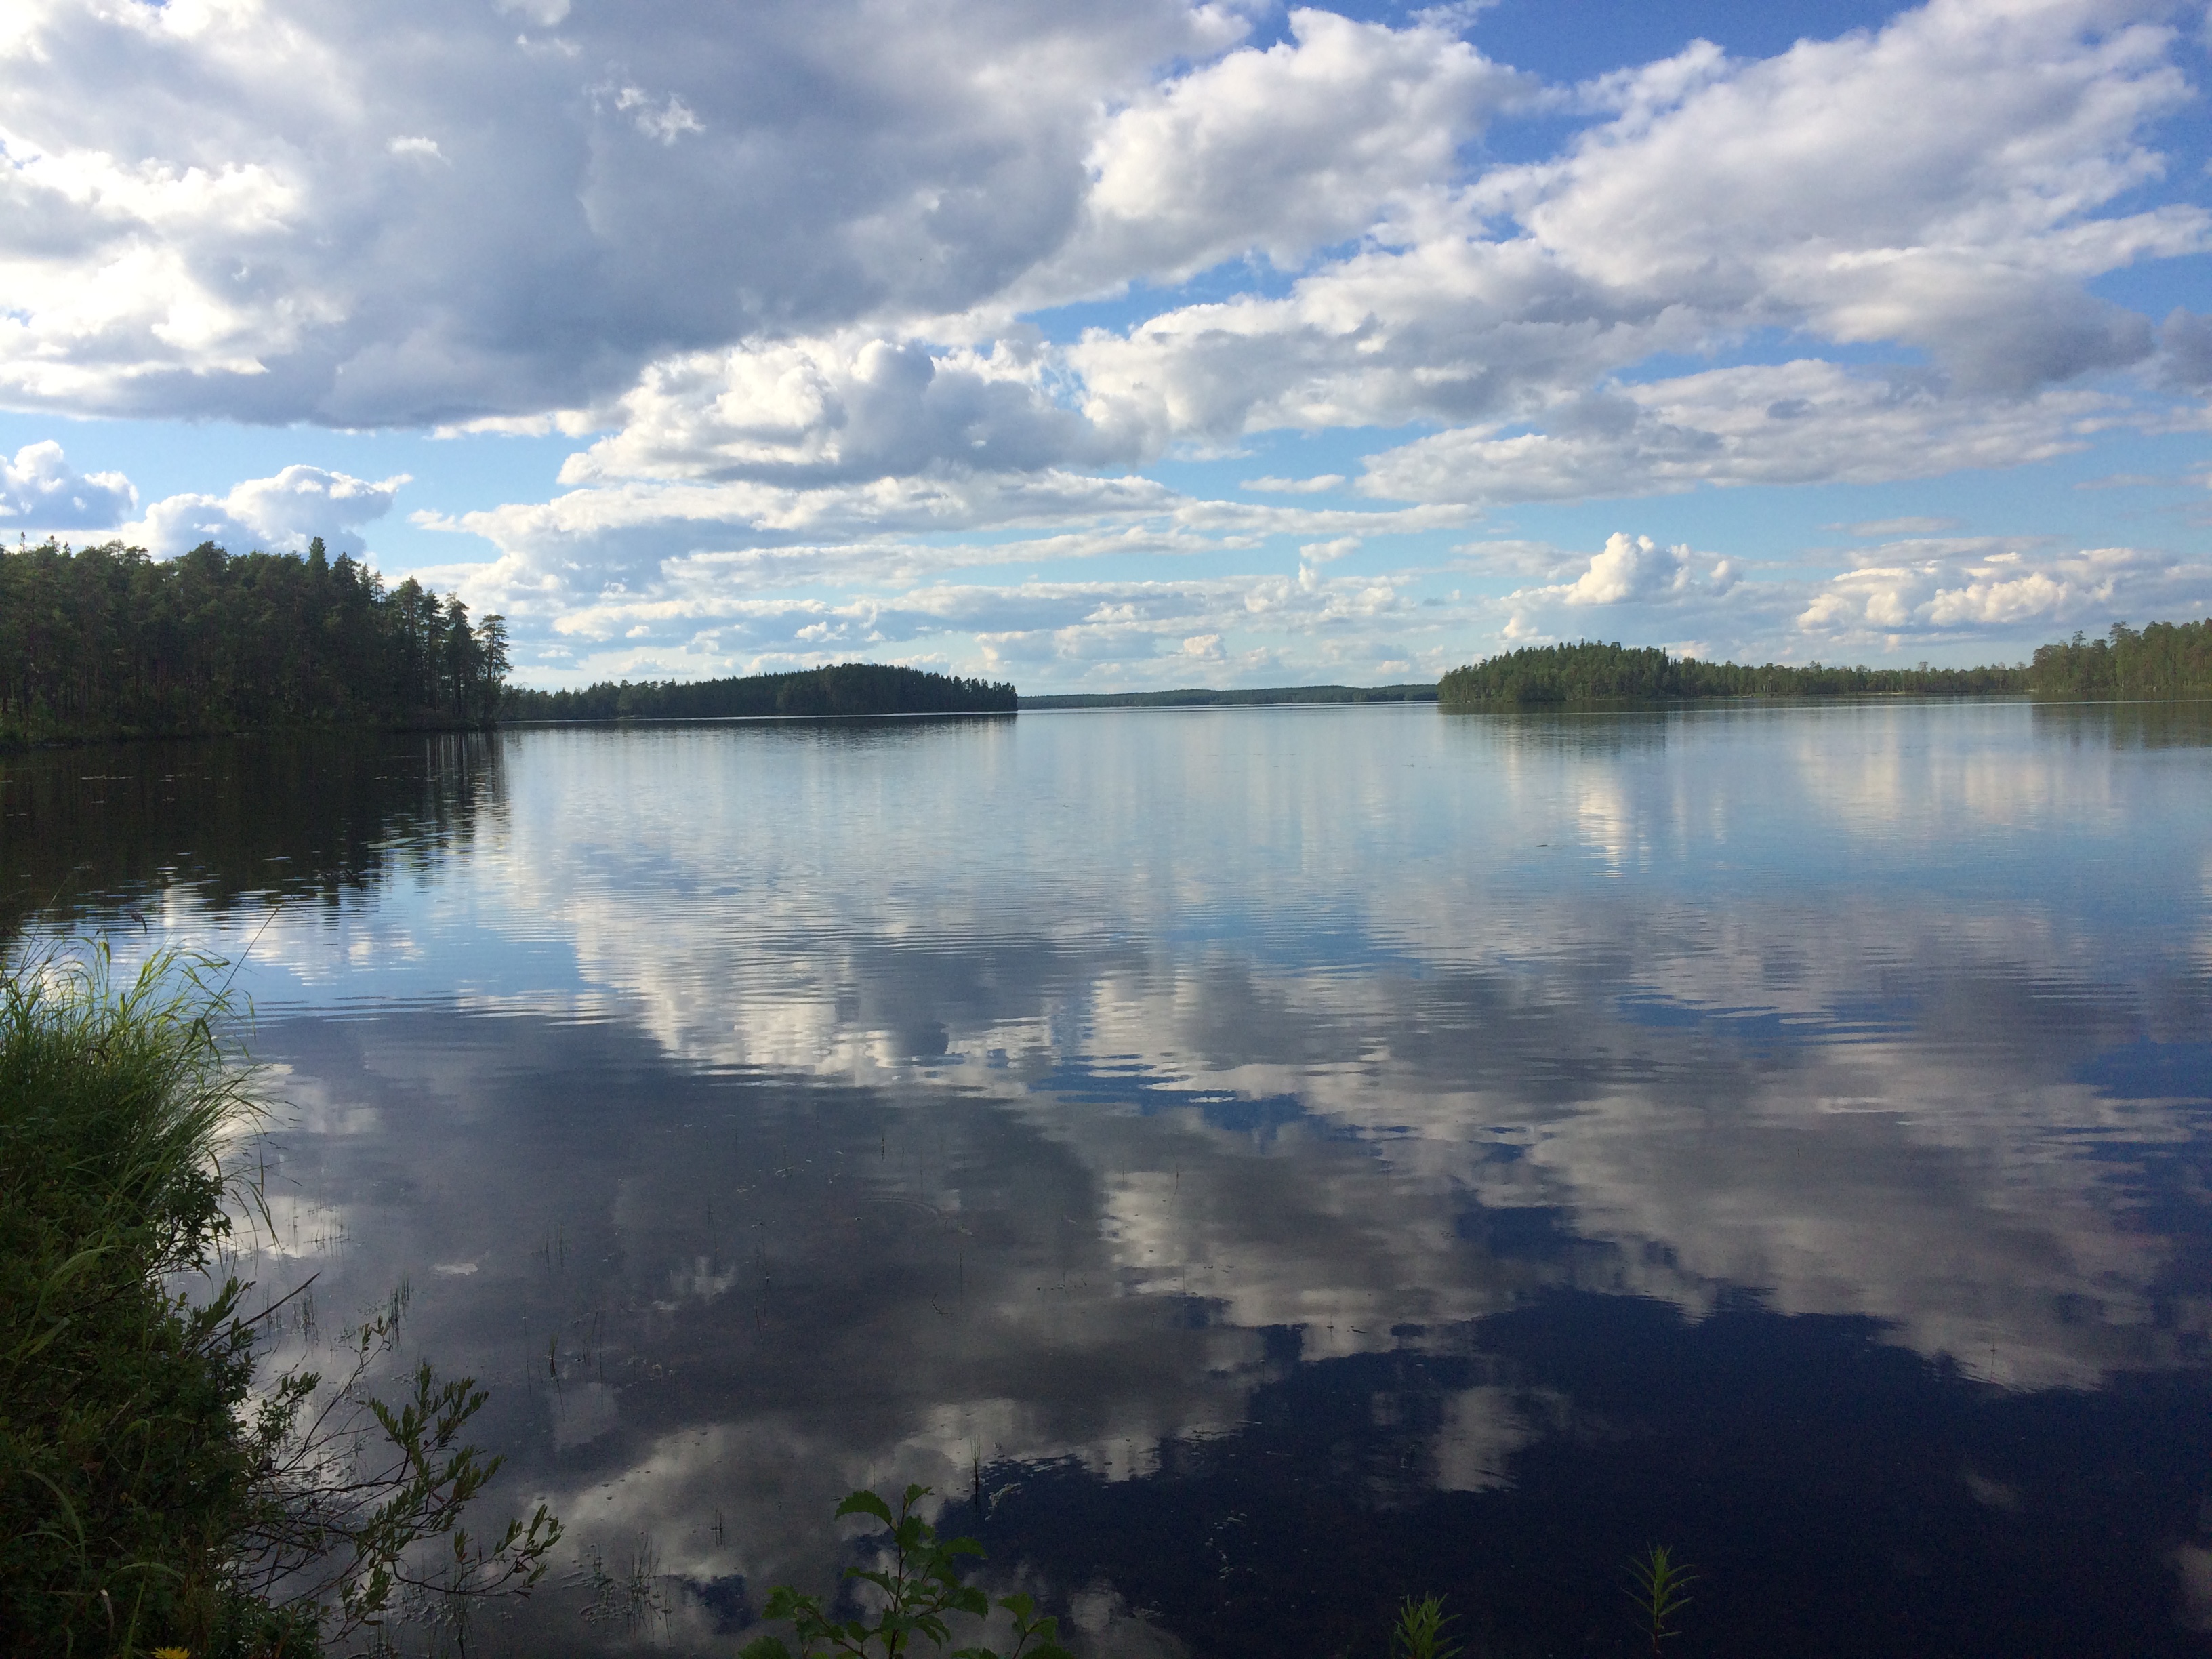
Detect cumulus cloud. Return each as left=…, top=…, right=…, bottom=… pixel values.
left=0, top=0, right=1248, bottom=423
left=1475, top=531, right=2210, bottom=665
left=491, top=564, right=1433, bottom=689
left=1242, top=474, right=1346, bottom=494
left=1562, top=533, right=1694, bottom=605
left=1794, top=541, right=2209, bottom=641
left=3, top=0, right=2209, bottom=677
left=1490, top=532, right=1742, bottom=631
left=1063, top=0, right=2206, bottom=468
left=1356, top=363, right=2115, bottom=505
left=1036, top=7, right=1532, bottom=293
left=0, top=440, right=136, bottom=529
left=558, top=335, right=1134, bottom=487
left=128, top=466, right=406, bottom=558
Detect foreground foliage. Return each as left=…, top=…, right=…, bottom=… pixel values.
left=747, top=1488, right=1698, bottom=1659
left=503, top=662, right=1017, bottom=720
left=0, top=945, right=556, bottom=1657
left=0, top=538, right=508, bottom=745
left=740, top=1486, right=1071, bottom=1659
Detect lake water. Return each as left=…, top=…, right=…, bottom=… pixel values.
left=9, top=701, right=2212, bottom=1657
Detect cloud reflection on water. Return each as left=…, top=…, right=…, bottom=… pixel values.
left=16, top=703, right=2212, bottom=1650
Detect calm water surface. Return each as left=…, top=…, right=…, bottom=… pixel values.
left=8, top=701, right=2212, bottom=1656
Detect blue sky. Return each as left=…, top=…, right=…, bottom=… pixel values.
left=2, top=0, right=2209, bottom=688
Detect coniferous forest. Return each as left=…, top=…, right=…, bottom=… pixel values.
left=1438, top=641, right=2032, bottom=706
left=501, top=662, right=1017, bottom=720
left=2027, top=620, right=2212, bottom=699
left=0, top=538, right=507, bottom=745
left=1435, top=629, right=2212, bottom=708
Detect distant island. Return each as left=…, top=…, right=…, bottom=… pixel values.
left=1438, top=642, right=2026, bottom=706
left=1021, top=683, right=1437, bottom=710
left=501, top=663, right=1015, bottom=720
left=1438, top=623, right=2212, bottom=708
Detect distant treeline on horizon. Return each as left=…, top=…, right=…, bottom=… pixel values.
left=1, top=537, right=507, bottom=747
left=7, top=532, right=2208, bottom=747
left=501, top=662, right=1017, bottom=721
left=1438, top=622, right=2212, bottom=707
left=1021, top=682, right=1437, bottom=710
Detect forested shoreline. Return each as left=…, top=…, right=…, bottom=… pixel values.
left=1440, top=641, right=2030, bottom=707
left=2028, top=620, right=2212, bottom=699
left=9, top=535, right=2207, bottom=744
left=1439, top=624, right=2212, bottom=708
left=1021, top=682, right=1438, bottom=709
left=501, top=662, right=1016, bottom=720
left=1, top=539, right=506, bottom=747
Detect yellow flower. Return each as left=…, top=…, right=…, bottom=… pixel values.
left=152, top=1649, right=190, bottom=1658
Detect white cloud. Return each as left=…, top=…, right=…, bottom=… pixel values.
left=1794, top=541, right=2209, bottom=641
left=0, top=440, right=136, bottom=529
left=1242, top=474, right=1346, bottom=494
left=558, top=333, right=1134, bottom=487
left=610, top=86, right=704, bottom=146
left=0, top=0, right=1251, bottom=424
left=1469, top=531, right=2211, bottom=666
left=1561, top=533, right=1696, bottom=606
left=1036, top=7, right=1532, bottom=293
left=126, top=465, right=406, bottom=558
left=1488, top=532, right=1743, bottom=634
left=1298, top=535, right=1361, bottom=565
left=1064, top=0, right=2207, bottom=469
left=1356, top=362, right=2118, bottom=505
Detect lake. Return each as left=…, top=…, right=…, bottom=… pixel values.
left=8, top=699, right=2212, bottom=1656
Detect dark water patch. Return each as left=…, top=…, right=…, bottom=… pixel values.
left=0, top=729, right=503, bottom=928
left=2077, top=1038, right=2212, bottom=1103
left=955, top=1294, right=2212, bottom=1658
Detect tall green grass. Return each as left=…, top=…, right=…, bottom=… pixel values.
left=0, top=943, right=288, bottom=1655
left=0, top=944, right=558, bottom=1658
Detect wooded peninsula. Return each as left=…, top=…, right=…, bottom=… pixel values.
left=503, top=663, right=1015, bottom=720
left=1, top=537, right=506, bottom=746
left=1437, top=623, right=2212, bottom=708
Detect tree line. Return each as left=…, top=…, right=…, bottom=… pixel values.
left=1021, top=682, right=1439, bottom=709
left=0, top=538, right=508, bottom=745
left=502, top=662, right=1017, bottom=720
left=1439, top=624, right=2212, bottom=708
left=2028, top=620, right=2212, bottom=699
left=1439, top=640, right=2034, bottom=706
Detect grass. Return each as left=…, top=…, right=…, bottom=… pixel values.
left=0, top=943, right=558, bottom=1658
left=0, top=943, right=287, bottom=1656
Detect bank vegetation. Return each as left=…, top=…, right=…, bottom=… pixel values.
left=0, top=945, right=557, bottom=1656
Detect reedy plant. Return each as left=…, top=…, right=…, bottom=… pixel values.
left=0, top=942, right=558, bottom=1657
left=741, top=1486, right=1071, bottom=1659
left=1626, top=1544, right=1696, bottom=1656
left=1390, top=1593, right=1461, bottom=1659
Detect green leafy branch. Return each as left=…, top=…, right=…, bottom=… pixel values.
left=1627, top=1544, right=1696, bottom=1656
left=1391, top=1593, right=1461, bottom=1659
left=741, top=1486, right=1071, bottom=1659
